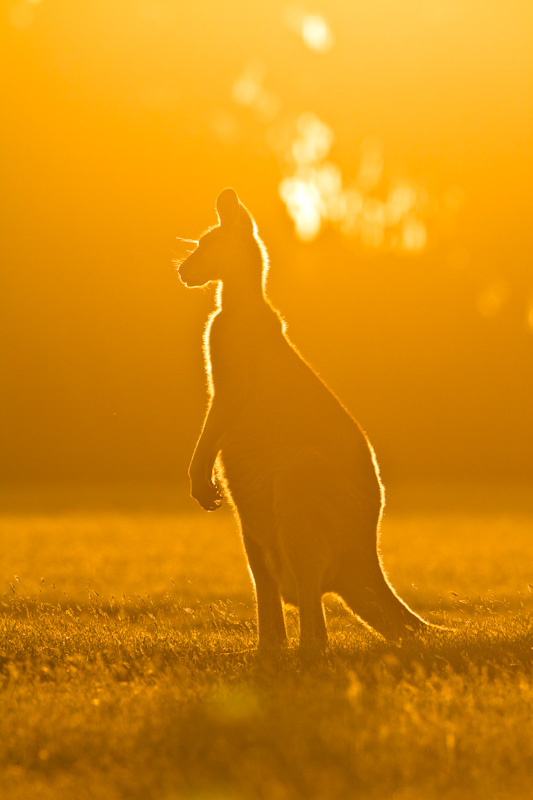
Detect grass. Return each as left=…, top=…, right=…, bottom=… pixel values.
left=0, top=485, right=532, bottom=799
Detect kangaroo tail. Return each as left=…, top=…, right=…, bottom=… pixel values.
left=338, top=556, right=435, bottom=641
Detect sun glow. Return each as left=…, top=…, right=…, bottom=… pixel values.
left=217, top=14, right=471, bottom=257
left=284, top=6, right=334, bottom=53
left=279, top=176, right=323, bottom=241
left=275, top=113, right=437, bottom=252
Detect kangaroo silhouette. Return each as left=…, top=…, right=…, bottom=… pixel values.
left=178, top=188, right=429, bottom=653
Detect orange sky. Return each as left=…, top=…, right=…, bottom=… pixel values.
left=1, top=0, right=532, bottom=485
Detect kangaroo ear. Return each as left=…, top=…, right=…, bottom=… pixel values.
left=216, top=188, right=240, bottom=226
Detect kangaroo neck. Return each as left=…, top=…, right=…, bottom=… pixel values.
left=216, top=279, right=268, bottom=316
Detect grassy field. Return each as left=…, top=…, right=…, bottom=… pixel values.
left=1, top=484, right=532, bottom=800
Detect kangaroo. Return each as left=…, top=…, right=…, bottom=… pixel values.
left=178, top=188, right=429, bottom=654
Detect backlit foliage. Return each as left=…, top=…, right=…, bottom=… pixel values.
left=225, top=11, right=464, bottom=253
left=278, top=117, right=436, bottom=250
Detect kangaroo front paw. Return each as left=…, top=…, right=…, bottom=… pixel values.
left=190, top=479, right=223, bottom=512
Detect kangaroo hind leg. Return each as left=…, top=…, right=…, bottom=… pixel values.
left=294, top=566, right=328, bottom=657
left=274, top=470, right=330, bottom=657
left=242, top=530, right=287, bottom=652
left=281, top=526, right=327, bottom=656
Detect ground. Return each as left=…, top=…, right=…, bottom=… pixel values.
left=0, top=483, right=532, bottom=800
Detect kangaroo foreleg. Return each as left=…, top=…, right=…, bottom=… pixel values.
left=189, top=400, right=224, bottom=511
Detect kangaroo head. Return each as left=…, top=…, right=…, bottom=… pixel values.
left=178, top=188, right=262, bottom=289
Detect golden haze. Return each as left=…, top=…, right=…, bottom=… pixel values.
left=1, top=6, right=533, bottom=797
left=1, top=0, right=532, bottom=486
